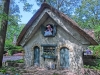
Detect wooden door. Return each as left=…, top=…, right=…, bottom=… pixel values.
left=34, top=46, right=40, bottom=66
left=60, top=47, right=69, bottom=69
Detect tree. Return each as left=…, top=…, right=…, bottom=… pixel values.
left=73, top=0, right=100, bottom=29
left=72, top=0, right=100, bottom=43
left=5, top=23, right=25, bottom=53
left=0, top=0, right=33, bottom=67
left=5, top=0, right=33, bottom=51
left=36, top=0, right=81, bottom=17
left=0, top=0, right=10, bottom=67
left=94, top=25, right=100, bottom=43
left=4, top=0, right=33, bottom=56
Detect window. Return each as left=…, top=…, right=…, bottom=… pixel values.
left=43, top=46, right=55, bottom=55
left=41, top=44, right=57, bottom=59
left=41, top=24, right=57, bottom=37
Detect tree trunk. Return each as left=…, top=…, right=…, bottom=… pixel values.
left=0, top=0, right=10, bottom=67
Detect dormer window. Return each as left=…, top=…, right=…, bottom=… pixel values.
left=41, top=24, right=57, bottom=37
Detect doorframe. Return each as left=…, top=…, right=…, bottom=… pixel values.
left=33, top=46, right=40, bottom=66
left=57, top=44, right=72, bottom=69
left=60, top=47, right=69, bottom=69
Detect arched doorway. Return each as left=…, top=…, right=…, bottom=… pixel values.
left=34, top=46, right=40, bottom=66
left=60, top=47, right=69, bottom=69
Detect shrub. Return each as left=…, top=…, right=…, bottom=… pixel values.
left=84, top=59, right=100, bottom=70
left=15, top=59, right=24, bottom=63
left=0, top=67, right=7, bottom=74
left=6, top=59, right=24, bottom=63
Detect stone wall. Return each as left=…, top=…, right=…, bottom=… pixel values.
left=21, top=8, right=89, bottom=74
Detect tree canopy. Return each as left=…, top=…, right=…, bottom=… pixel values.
left=36, top=0, right=81, bottom=16
left=0, top=0, right=33, bottom=67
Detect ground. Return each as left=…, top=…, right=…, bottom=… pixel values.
left=1, top=54, right=100, bottom=75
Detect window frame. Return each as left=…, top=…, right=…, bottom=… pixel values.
left=41, top=24, right=57, bottom=37
left=41, top=44, right=57, bottom=59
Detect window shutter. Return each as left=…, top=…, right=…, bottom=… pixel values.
left=53, top=25, right=57, bottom=36
left=41, top=25, right=45, bottom=35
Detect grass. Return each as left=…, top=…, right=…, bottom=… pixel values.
left=0, top=66, right=23, bottom=75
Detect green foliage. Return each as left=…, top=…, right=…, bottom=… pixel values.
left=36, top=0, right=81, bottom=16
left=84, top=59, right=100, bottom=70
left=5, top=39, right=24, bottom=55
left=15, top=59, right=24, bottom=63
left=5, top=36, right=24, bottom=55
left=0, top=66, right=22, bottom=74
left=95, top=26, right=100, bottom=32
left=89, top=45, right=100, bottom=58
left=85, top=45, right=100, bottom=70
left=6, top=59, right=24, bottom=63
left=53, top=72, right=59, bottom=75
left=7, top=48, right=23, bottom=56
left=5, top=23, right=25, bottom=55
left=0, top=0, right=26, bottom=56
left=23, top=3, right=33, bottom=12
left=74, top=0, right=100, bottom=29
left=7, top=50, right=13, bottom=56
left=94, top=25, right=100, bottom=43
left=85, top=44, right=100, bottom=70
left=72, top=0, right=100, bottom=44
left=0, top=67, right=7, bottom=74
left=0, top=13, right=8, bottom=22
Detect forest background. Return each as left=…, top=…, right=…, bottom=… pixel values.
left=0, top=0, right=100, bottom=68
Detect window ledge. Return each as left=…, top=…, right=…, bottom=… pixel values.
left=41, top=54, right=57, bottom=59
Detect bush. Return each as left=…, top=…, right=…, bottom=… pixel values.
left=5, top=44, right=24, bottom=55
left=89, top=45, right=100, bottom=58
left=15, top=59, right=24, bottom=63
left=0, top=66, right=22, bottom=74
left=84, top=59, right=100, bottom=70
left=84, top=45, right=100, bottom=70
left=7, top=50, right=13, bottom=55
left=0, top=68, right=7, bottom=74
left=6, top=59, right=24, bottom=63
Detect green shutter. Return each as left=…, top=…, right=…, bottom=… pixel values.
left=41, top=25, right=45, bottom=35
left=53, top=25, right=57, bottom=36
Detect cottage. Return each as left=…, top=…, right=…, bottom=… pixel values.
left=16, top=3, right=98, bottom=73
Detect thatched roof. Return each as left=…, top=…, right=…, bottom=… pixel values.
left=16, top=3, right=98, bottom=46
